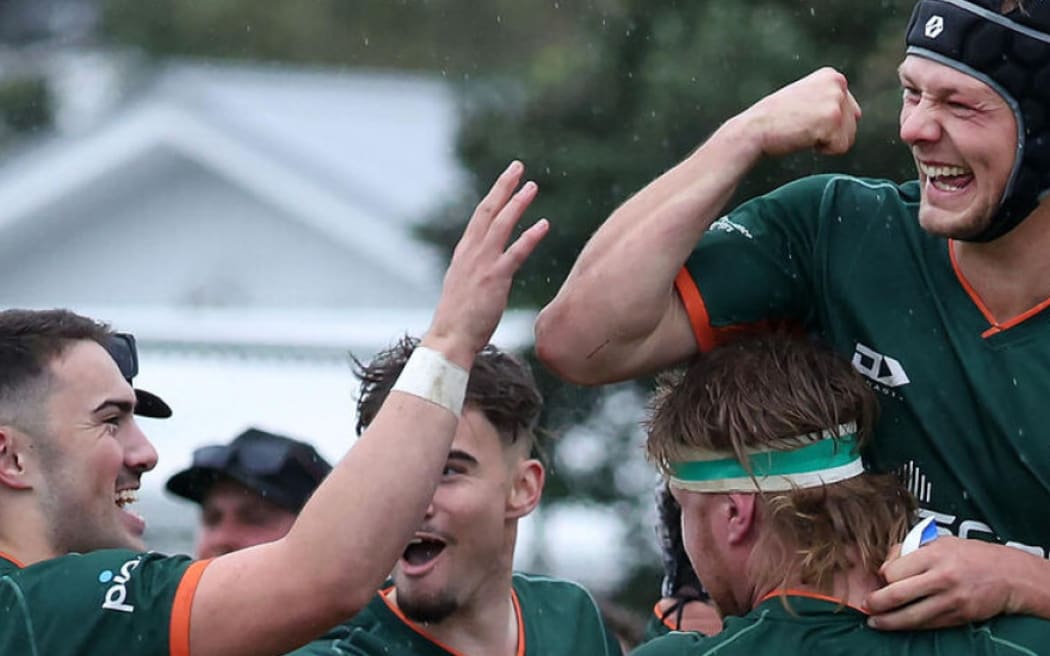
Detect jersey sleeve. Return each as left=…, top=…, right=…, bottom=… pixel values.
left=676, top=175, right=833, bottom=351
left=1, top=549, right=208, bottom=656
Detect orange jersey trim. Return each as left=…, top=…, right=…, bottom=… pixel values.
left=0, top=551, right=26, bottom=568
left=380, top=585, right=526, bottom=656
left=675, top=268, right=719, bottom=352
left=948, top=241, right=1050, bottom=338
left=674, top=267, right=801, bottom=349
left=758, top=588, right=868, bottom=615
left=169, top=559, right=212, bottom=656
left=653, top=600, right=678, bottom=631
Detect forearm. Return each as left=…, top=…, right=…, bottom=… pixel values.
left=286, top=395, right=459, bottom=606
left=536, top=116, right=762, bottom=382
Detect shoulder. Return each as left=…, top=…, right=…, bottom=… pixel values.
left=512, top=572, right=603, bottom=611
left=631, top=630, right=707, bottom=655
left=763, top=174, right=918, bottom=210
left=972, top=613, right=1050, bottom=652
left=9, top=550, right=193, bottom=592
left=0, top=550, right=197, bottom=655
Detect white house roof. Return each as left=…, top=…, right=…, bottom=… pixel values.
left=0, top=59, right=466, bottom=292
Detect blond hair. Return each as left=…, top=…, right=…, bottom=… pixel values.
left=645, top=334, right=915, bottom=594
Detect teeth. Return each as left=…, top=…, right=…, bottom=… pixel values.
left=931, top=179, right=965, bottom=192
left=115, top=490, right=137, bottom=508
left=921, top=163, right=971, bottom=178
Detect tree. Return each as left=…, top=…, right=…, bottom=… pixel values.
left=421, top=0, right=920, bottom=613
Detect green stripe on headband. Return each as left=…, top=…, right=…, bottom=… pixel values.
left=671, top=434, right=859, bottom=483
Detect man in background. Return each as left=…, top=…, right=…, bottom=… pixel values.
left=166, top=427, right=332, bottom=558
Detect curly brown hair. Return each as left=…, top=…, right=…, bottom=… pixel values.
left=353, top=336, right=543, bottom=458
left=645, top=333, right=915, bottom=594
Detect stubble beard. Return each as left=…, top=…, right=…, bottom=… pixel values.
left=397, top=588, right=461, bottom=624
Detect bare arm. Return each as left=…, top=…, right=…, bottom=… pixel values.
left=187, top=162, right=550, bottom=656
left=535, top=68, right=861, bottom=385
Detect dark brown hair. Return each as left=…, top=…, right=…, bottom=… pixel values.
left=0, top=309, right=111, bottom=430
left=354, top=336, right=543, bottom=457
left=646, top=333, right=915, bottom=593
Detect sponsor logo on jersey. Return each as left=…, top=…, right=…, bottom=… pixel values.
left=899, top=460, right=932, bottom=504
left=917, top=508, right=1049, bottom=560
left=709, top=216, right=754, bottom=240
left=100, top=556, right=142, bottom=613
left=852, top=343, right=910, bottom=387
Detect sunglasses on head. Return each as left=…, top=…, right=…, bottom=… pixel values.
left=192, top=436, right=329, bottom=480
left=105, top=332, right=140, bottom=382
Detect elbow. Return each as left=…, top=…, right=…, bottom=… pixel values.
left=534, top=303, right=605, bottom=387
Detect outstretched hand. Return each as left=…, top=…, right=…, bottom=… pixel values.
left=423, top=161, right=549, bottom=368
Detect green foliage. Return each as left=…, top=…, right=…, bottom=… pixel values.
left=100, top=0, right=577, bottom=74
left=0, top=77, right=52, bottom=145
left=423, top=0, right=924, bottom=617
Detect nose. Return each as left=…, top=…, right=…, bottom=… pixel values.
left=899, top=99, right=942, bottom=146
left=123, top=419, right=159, bottom=474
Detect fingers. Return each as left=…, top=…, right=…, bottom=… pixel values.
left=463, top=160, right=525, bottom=243
left=500, top=219, right=549, bottom=272
left=817, top=92, right=860, bottom=155
left=867, top=592, right=959, bottom=631
left=485, top=180, right=539, bottom=252
left=866, top=566, right=937, bottom=615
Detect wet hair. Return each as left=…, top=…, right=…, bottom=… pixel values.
left=0, top=309, right=111, bottom=433
left=645, top=333, right=915, bottom=594
left=353, top=336, right=543, bottom=458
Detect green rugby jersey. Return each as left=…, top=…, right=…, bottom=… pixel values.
left=0, top=550, right=207, bottom=656
left=630, top=593, right=1050, bottom=655
left=291, top=573, right=621, bottom=655
left=676, top=174, right=1050, bottom=556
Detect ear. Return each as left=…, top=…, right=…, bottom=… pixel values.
left=724, top=493, right=759, bottom=546
left=506, top=458, right=544, bottom=520
left=0, top=426, right=34, bottom=491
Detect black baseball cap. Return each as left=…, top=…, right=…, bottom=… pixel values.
left=165, top=428, right=333, bottom=513
left=104, top=332, right=172, bottom=419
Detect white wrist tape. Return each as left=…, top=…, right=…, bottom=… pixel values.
left=391, top=346, right=469, bottom=416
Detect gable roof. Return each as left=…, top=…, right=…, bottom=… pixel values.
left=0, top=59, right=466, bottom=290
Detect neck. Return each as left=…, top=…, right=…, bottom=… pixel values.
left=752, top=564, right=882, bottom=613
left=391, top=561, right=518, bottom=656
left=953, top=201, right=1050, bottom=321
left=0, top=500, right=57, bottom=566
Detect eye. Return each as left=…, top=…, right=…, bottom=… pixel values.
left=442, top=464, right=465, bottom=477
left=901, top=86, right=920, bottom=103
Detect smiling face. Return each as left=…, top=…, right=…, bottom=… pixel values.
left=392, top=407, right=542, bottom=624
left=898, top=55, right=1019, bottom=239
left=33, top=340, right=159, bottom=553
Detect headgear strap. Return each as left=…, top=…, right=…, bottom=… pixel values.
left=906, top=0, right=1050, bottom=241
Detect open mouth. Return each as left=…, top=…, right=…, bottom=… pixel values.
left=920, top=162, right=973, bottom=192
left=402, top=537, right=447, bottom=567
